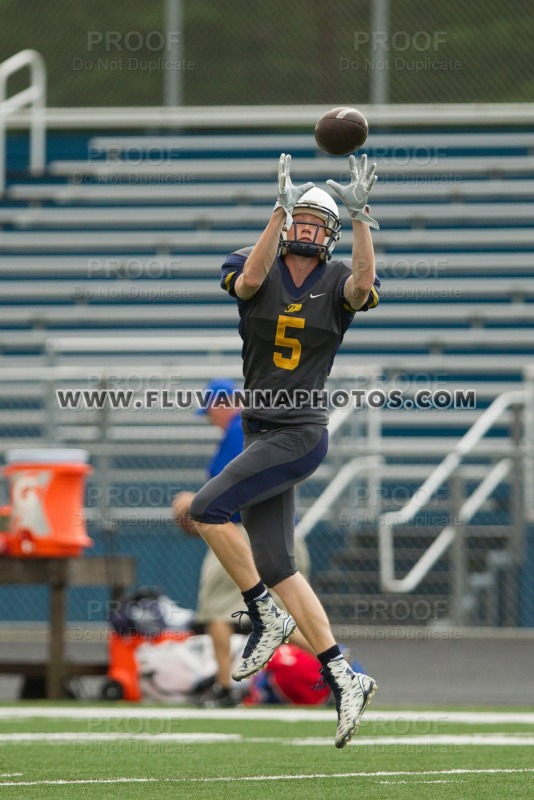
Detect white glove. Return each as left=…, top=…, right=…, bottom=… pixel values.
left=327, top=154, right=379, bottom=230
left=273, top=153, right=314, bottom=230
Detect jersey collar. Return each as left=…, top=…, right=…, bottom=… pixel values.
left=278, top=257, right=326, bottom=300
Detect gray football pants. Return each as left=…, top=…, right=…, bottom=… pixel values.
left=190, top=422, right=328, bottom=587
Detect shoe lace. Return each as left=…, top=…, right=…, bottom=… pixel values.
left=231, top=609, right=249, bottom=630
left=231, top=608, right=265, bottom=659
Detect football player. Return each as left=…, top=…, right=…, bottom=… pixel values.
left=190, top=153, right=380, bottom=747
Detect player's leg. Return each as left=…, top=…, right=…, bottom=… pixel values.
left=272, top=572, right=337, bottom=654
left=242, top=487, right=336, bottom=654
left=190, top=423, right=327, bottom=593
left=190, top=424, right=328, bottom=678
left=243, top=472, right=377, bottom=748
left=192, top=518, right=296, bottom=682
left=270, top=535, right=314, bottom=653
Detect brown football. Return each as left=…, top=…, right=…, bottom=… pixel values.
left=314, top=107, right=369, bottom=156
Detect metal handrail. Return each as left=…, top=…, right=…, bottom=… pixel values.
left=379, top=457, right=513, bottom=592
left=296, top=456, right=382, bottom=541
left=0, top=49, right=46, bottom=194
left=524, top=366, right=534, bottom=521
left=7, top=103, right=534, bottom=130
left=378, top=389, right=526, bottom=591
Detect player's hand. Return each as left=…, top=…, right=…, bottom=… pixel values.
left=273, top=153, right=314, bottom=230
left=327, top=154, right=379, bottom=230
left=172, top=491, right=200, bottom=537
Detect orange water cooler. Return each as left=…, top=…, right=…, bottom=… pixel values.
left=2, top=448, right=93, bottom=557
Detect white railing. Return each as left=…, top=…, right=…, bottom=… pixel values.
left=6, top=103, right=534, bottom=130
left=0, top=49, right=46, bottom=194
left=524, top=365, right=534, bottom=521
left=378, top=389, right=526, bottom=592
left=296, top=456, right=383, bottom=541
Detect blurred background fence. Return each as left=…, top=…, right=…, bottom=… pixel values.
left=0, top=354, right=532, bottom=629
left=1, top=0, right=534, bottom=643
left=0, top=0, right=532, bottom=107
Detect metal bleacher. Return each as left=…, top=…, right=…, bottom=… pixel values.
left=1, top=120, right=533, bottom=623
left=1, top=124, right=533, bottom=454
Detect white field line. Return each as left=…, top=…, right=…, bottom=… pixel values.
left=379, top=780, right=463, bottom=785
left=2, top=706, right=534, bottom=724
left=0, top=732, right=239, bottom=743
left=1, top=768, right=534, bottom=787
left=0, top=732, right=534, bottom=747
left=283, top=734, right=534, bottom=747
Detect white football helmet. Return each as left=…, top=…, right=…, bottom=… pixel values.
left=279, top=187, right=341, bottom=262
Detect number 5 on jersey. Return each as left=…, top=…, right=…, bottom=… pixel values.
left=273, top=314, right=305, bottom=370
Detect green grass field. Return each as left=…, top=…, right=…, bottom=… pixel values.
left=1, top=703, right=533, bottom=799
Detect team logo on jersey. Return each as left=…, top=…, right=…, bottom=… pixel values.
left=284, top=303, right=302, bottom=313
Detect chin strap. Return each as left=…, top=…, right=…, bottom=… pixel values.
left=286, top=241, right=323, bottom=258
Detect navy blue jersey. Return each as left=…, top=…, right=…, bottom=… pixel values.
left=221, top=248, right=380, bottom=425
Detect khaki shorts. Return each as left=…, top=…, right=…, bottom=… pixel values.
left=195, top=525, right=311, bottom=624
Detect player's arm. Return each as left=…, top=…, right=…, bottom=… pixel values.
left=344, top=219, right=376, bottom=310
left=234, top=207, right=286, bottom=299
left=327, top=154, right=379, bottom=310
left=234, top=154, right=314, bottom=299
